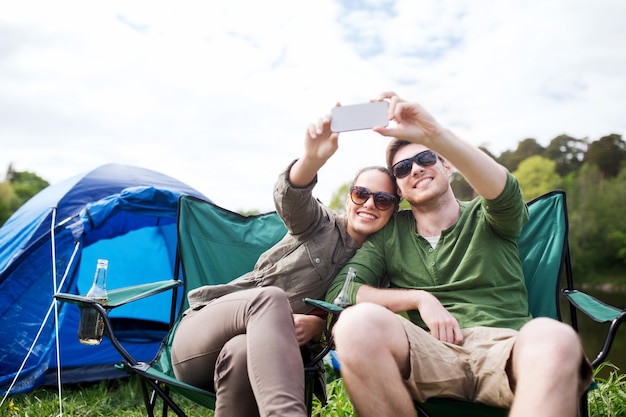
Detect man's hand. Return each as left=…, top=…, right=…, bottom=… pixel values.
left=293, top=314, right=325, bottom=346
left=415, top=290, right=464, bottom=344
left=372, top=91, right=508, bottom=199
left=373, top=92, right=443, bottom=145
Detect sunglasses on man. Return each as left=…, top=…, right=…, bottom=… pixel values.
left=391, top=150, right=438, bottom=179
left=349, top=186, right=397, bottom=211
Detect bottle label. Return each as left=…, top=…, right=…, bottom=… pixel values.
left=78, top=299, right=107, bottom=345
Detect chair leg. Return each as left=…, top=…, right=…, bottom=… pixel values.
left=414, top=402, right=432, bottom=417
left=140, top=378, right=188, bottom=417
left=161, top=385, right=168, bottom=417
left=305, top=377, right=314, bottom=417
left=138, top=377, right=156, bottom=417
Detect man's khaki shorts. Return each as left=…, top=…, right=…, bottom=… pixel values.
left=397, top=315, right=593, bottom=409
left=398, top=316, right=519, bottom=408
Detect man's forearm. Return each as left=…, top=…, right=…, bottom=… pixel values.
left=355, top=285, right=421, bottom=313
left=425, top=128, right=507, bottom=200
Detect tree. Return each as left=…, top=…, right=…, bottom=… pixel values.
left=0, top=181, right=18, bottom=226
left=512, top=155, right=561, bottom=202
left=329, top=183, right=350, bottom=214
left=601, top=166, right=626, bottom=268
left=498, top=138, right=545, bottom=172
left=0, top=166, right=50, bottom=226
left=565, top=163, right=626, bottom=279
left=544, top=134, right=587, bottom=177
left=9, top=170, right=49, bottom=202
left=584, top=134, right=626, bottom=178
left=450, top=172, right=475, bottom=200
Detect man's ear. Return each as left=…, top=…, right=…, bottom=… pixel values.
left=441, top=158, right=455, bottom=176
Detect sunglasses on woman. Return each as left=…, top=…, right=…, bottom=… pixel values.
left=349, top=186, right=397, bottom=211
left=391, top=150, right=438, bottom=178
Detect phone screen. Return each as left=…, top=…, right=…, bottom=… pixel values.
left=330, top=101, right=389, bottom=133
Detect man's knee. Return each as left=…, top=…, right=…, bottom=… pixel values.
left=516, top=318, right=583, bottom=367
left=333, top=303, right=411, bottom=380
left=333, top=303, right=405, bottom=352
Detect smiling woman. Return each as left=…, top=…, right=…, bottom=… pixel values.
left=165, top=109, right=398, bottom=417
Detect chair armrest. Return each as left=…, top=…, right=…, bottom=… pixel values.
left=563, top=288, right=626, bottom=368
left=54, top=279, right=183, bottom=366
left=302, top=298, right=345, bottom=367
left=55, top=279, right=183, bottom=309
left=304, top=298, right=344, bottom=315
left=561, top=289, right=623, bottom=323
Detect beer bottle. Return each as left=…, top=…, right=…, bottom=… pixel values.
left=78, top=259, right=109, bottom=345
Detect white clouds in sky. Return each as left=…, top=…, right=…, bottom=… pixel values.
left=1, top=0, right=625, bottom=212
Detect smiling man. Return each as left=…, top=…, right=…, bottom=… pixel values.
left=325, top=92, right=592, bottom=417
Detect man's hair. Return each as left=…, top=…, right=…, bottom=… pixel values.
left=385, top=139, right=446, bottom=172
left=385, top=139, right=412, bottom=171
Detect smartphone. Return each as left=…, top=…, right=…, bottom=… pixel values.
left=330, top=101, right=389, bottom=133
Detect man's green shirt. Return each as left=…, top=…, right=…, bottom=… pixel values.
left=326, top=173, right=533, bottom=331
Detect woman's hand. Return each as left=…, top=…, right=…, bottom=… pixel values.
left=289, top=110, right=339, bottom=187
left=293, top=314, right=325, bottom=346
left=303, top=114, right=339, bottom=163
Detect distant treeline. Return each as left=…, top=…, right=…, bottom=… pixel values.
left=3, top=133, right=625, bottom=285
left=489, top=133, right=626, bottom=285
left=0, top=164, right=49, bottom=226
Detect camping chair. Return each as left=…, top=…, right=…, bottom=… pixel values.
left=306, top=190, right=625, bottom=417
left=55, top=195, right=334, bottom=416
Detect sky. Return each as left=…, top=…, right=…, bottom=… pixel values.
left=1, top=0, right=625, bottom=213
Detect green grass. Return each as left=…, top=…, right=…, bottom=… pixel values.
left=2, top=362, right=624, bottom=416
left=588, top=362, right=626, bottom=417
left=2, top=376, right=208, bottom=417
left=312, top=377, right=355, bottom=417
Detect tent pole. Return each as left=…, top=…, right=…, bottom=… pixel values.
left=50, top=207, right=64, bottom=417
left=0, top=213, right=80, bottom=410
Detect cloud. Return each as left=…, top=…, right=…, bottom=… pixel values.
left=1, top=0, right=625, bottom=213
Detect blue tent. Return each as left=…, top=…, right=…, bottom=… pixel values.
left=0, top=163, right=208, bottom=394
